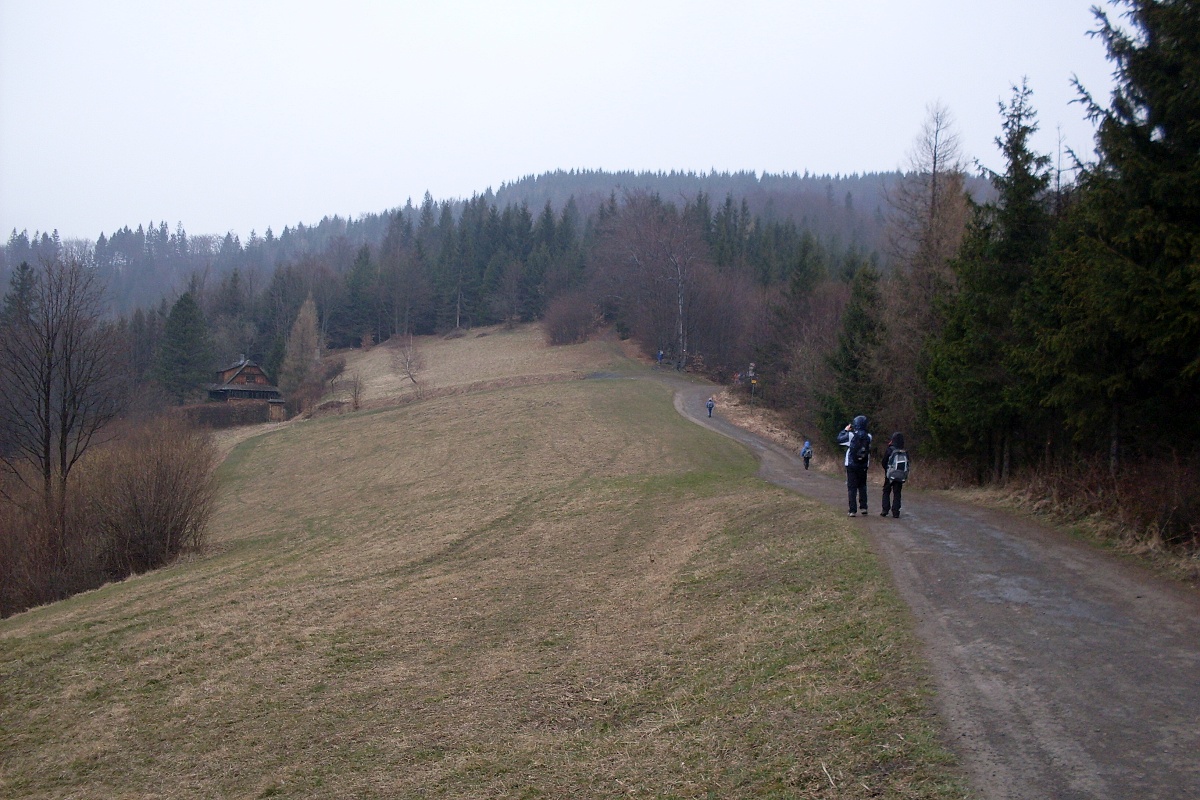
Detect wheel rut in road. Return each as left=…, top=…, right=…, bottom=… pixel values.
left=668, top=379, right=1200, bottom=800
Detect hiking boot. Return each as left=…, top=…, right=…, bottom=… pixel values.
left=880, top=511, right=888, bottom=517
left=892, top=511, right=900, bottom=518
left=860, top=510, right=869, bottom=516
left=848, top=511, right=857, bottom=517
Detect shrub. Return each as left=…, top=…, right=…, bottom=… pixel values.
left=1011, top=456, right=1200, bottom=552
left=543, top=291, right=595, bottom=345
left=284, top=354, right=346, bottom=417
left=178, top=401, right=272, bottom=428
left=319, top=354, right=347, bottom=384
left=0, top=478, right=60, bottom=615
left=80, top=416, right=218, bottom=578
left=0, top=416, right=218, bottom=617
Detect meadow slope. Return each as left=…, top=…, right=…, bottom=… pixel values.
left=1, top=326, right=966, bottom=799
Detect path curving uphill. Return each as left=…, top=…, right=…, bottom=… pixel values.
left=669, top=379, right=1200, bottom=800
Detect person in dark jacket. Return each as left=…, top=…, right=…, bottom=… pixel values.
left=836, top=415, right=872, bottom=516
left=881, top=432, right=905, bottom=518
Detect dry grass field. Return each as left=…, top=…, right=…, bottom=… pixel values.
left=334, top=324, right=630, bottom=404
left=1, top=325, right=966, bottom=799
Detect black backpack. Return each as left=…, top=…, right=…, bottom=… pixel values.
left=850, top=430, right=870, bottom=466
left=887, top=449, right=909, bottom=482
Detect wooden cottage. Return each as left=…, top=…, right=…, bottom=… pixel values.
left=207, top=357, right=287, bottom=421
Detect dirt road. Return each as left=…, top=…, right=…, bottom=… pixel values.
left=672, top=382, right=1200, bottom=800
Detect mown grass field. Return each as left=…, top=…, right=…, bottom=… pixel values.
left=1, top=329, right=967, bottom=799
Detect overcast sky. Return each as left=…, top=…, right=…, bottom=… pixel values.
left=1, top=0, right=1118, bottom=242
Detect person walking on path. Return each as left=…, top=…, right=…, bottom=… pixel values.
left=837, top=415, right=872, bottom=516
left=705, top=396, right=715, bottom=417
left=881, top=432, right=906, bottom=518
left=800, top=440, right=813, bottom=470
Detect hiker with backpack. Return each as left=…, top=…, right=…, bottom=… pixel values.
left=800, top=440, right=813, bottom=470
left=881, top=432, right=908, bottom=518
left=836, top=415, right=872, bottom=516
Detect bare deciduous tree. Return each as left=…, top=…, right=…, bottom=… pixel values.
left=686, top=266, right=768, bottom=378
left=390, top=333, right=425, bottom=396
left=543, top=290, right=595, bottom=346
left=593, top=191, right=710, bottom=367
left=0, top=257, right=126, bottom=519
left=885, top=102, right=969, bottom=274
left=347, top=371, right=364, bottom=411
left=879, top=103, right=971, bottom=435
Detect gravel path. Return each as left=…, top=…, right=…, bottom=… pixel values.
left=672, top=381, right=1200, bottom=800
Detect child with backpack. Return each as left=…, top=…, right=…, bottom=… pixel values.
left=881, top=432, right=908, bottom=518
left=800, top=440, right=813, bottom=470
left=836, top=415, right=872, bottom=516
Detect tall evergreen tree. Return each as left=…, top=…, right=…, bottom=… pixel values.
left=336, top=245, right=380, bottom=347
left=1031, top=0, right=1200, bottom=463
left=821, top=263, right=884, bottom=433
left=1, top=261, right=35, bottom=323
left=924, top=81, right=1053, bottom=478
left=155, top=292, right=214, bottom=402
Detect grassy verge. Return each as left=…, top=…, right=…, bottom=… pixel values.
left=2, top=377, right=966, bottom=799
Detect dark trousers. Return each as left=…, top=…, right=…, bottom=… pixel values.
left=846, top=467, right=868, bottom=513
left=882, top=477, right=903, bottom=515
left=803, top=456, right=811, bottom=470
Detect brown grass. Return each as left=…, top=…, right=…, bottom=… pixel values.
left=715, top=387, right=806, bottom=452
left=0, top=417, right=218, bottom=616
left=714, top=385, right=1200, bottom=585
left=330, top=323, right=625, bottom=405
left=209, top=324, right=627, bottom=459
left=1, top=327, right=965, bottom=799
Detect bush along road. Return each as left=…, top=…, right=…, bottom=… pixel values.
left=671, top=378, right=1200, bottom=800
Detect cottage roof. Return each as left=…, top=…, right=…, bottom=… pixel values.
left=215, top=358, right=274, bottom=383
left=219, top=357, right=251, bottom=373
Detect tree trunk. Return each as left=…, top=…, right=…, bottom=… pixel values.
left=676, top=275, right=686, bottom=370
left=1002, top=431, right=1011, bottom=485
left=1109, top=404, right=1120, bottom=475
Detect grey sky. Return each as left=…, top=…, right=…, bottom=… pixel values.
left=1, top=0, right=1116, bottom=242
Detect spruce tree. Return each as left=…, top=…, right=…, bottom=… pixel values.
left=1, top=261, right=35, bottom=324
left=1032, top=0, right=1200, bottom=461
left=155, top=292, right=213, bottom=403
left=821, top=263, right=884, bottom=433
left=336, top=245, right=379, bottom=347
left=924, top=81, right=1053, bottom=478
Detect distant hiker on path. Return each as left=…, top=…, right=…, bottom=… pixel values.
left=837, top=415, right=872, bottom=517
left=881, top=432, right=907, bottom=518
left=657, top=349, right=664, bottom=366
left=800, top=440, right=813, bottom=470
left=706, top=396, right=715, bottom=417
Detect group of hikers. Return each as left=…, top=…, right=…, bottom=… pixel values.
left=834, top=416, right=907, bottom=517
left=801, top=417, right=908, bottom=517
left=701, top=396, right=908, bottom=518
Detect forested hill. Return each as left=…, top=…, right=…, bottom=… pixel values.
left=3, top=169, right=911, bottom=314
left=494, top=168, right=898, bottom=243
left=494, top=169, right=991, bottom=244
